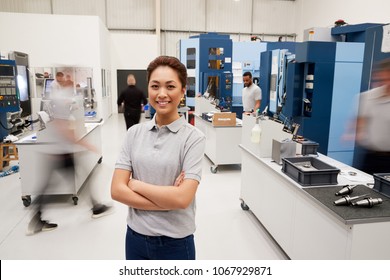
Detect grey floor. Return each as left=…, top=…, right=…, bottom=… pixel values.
left=0, top=113, right=287, bottom=260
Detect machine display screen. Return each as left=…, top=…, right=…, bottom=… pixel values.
left=16, top=64, right=32, bottom=117
left=43, top=78, right=54, bottom=98
left=187, top=48, right=196, bottom=69
left=16, top=65, right=28, bottom=102
left=0, top=65, right=14, bottom=77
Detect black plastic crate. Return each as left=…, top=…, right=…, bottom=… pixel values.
left=373, top=173, right=390, bottom=198
left=294, top=139, right=319, bottom=155
left=282, top=156, right=340, bottom=186
left=301, top=142, right=319, bottom=155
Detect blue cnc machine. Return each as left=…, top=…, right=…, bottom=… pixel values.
left=179, top=33, right=233, bottom=111
left=331, top=23, right=390, bottom=167
left=260, top=41, right=365, bottom=165
left=0, top=60, right=20, bottom=142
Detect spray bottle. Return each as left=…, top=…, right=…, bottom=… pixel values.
left=251, top=109, right=262, bottom=143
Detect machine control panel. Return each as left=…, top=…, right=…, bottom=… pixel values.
left=0, top=60, right=19, bottom=112
left=224, top=72, right=232, bottom=90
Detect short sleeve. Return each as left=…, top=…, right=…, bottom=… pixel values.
left=182, top=129, right=206, bottom=183
left=115, top=129, right=133, bottom=171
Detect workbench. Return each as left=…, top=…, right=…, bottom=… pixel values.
left=239, top=144, right=390, bottom=259
left=194, top=114, right=242, bottom=173
left=15, top=121, right=103, bottom=207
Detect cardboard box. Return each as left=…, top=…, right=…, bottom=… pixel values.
left=212, top=112, right=236, bottom=127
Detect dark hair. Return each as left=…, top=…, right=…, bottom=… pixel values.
left=147, top=56, right=187, bottom=88
left=243, top=71, right=252, bottom=78
left=374, top=58, right=390, bottom=72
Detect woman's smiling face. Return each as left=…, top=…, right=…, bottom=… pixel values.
left=148, top=65, right=185, bottom=123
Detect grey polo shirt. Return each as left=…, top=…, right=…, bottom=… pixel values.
left=115, top=115, right=205, bottom=238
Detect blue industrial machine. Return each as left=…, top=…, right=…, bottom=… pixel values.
left=268, top=48, right=296, bottom=118
left=260, top=40, right=366, bottom=165
left=262, top=41, right=365, bottom=165
left=179, top=33, right=233, bottom=111
left=294, top=41, right=365, bottom=165
left=331, top=23, right=386, bottom=91
left=259, top=42, right=299, bottom=115
left=0, top=59, right=20, bottom=142
left=260, top=24, right=390, bottom=166
left=331, top=23, right=390, bottom=167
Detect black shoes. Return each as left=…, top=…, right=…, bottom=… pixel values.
left=91, top=204, right=114, bottom=219
left=26, top=204, right=113, bottom=235
left=27, top=212, right=58, bottom=236
left=41, top=220, right=58, bottom=232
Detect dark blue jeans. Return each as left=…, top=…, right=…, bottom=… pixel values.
left=125, top=226, right=195, bottom=260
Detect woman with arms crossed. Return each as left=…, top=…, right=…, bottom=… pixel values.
left=111, top=56, right=206, bottom=260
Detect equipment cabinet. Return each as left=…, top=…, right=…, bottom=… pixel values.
left=15, top=123, right=102, bottom=207
left=194, top=114, right=241, bottom=173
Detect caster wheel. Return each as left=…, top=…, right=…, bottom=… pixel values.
left=98, top=157, right=103, bottom=164
left=22, top=195, right=31, bottom=207
left=241, top=201, right=249, bottom=211
left=210, top=166, right=218, bottom=174
left=72, top=196, right=78, bottom=205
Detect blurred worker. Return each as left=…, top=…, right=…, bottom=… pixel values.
left=111, top=56, right=206, bottom=260
left=50, top=71, right=66, bottom=91
left=27, top=82, right=112, bottom=235
left=354, top=58, right=390, bottom=174
left=117, top=74, right=147, bottom=130
left=242, top=71, right=261, bottom=115
left=64, top=74, right=75, bottom=88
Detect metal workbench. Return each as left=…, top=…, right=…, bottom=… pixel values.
left=15, top=122, right=103, bottom=207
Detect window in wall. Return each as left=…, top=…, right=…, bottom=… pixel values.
left=208, top=48, right=224, bottom=69
left=186, top=48, right=196, bottom=69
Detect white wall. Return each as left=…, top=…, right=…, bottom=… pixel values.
left=97, top=19, right=112, bottom=120
left=110, top=33, right=158, bottom=113
left=3, top=1, right=390, bottom=57
left=0, top=12, right=112, bottom=120
left=0, top=13, right=102, bottom=67
left=295, top=0, right=390, bottom=41
left=0, top=12, right=158, bottom=118
left=4, top=1, right=390, bottom=117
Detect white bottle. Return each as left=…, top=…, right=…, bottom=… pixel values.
left=251, top=122, right=261, bottom=143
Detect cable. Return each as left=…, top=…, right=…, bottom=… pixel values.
left=23, top=118, right=40, bottom=128
left=25, top=118, right=40, bottom=124
left=0, top=119, right=14, bottom=130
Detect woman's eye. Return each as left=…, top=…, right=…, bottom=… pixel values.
left=167, top=85, right=175, bottom=89
left=150, top=85, right=159, bottom=89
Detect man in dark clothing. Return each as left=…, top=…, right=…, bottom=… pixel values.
left=117, top=74, right=148, bottom=130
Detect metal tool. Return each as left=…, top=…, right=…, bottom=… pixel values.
left=352, top=197, right=383, bottom=208
left=333, top=194, right=370, bottom=206
left=335, top=185, right=357, bottom=196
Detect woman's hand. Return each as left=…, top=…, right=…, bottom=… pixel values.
left=128, top=177, right=139, bottom=192
left=174, top=171, right=185, bottom=186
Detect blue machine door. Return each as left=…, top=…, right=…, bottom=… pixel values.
left=202, top=72, right=220, bottom=100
